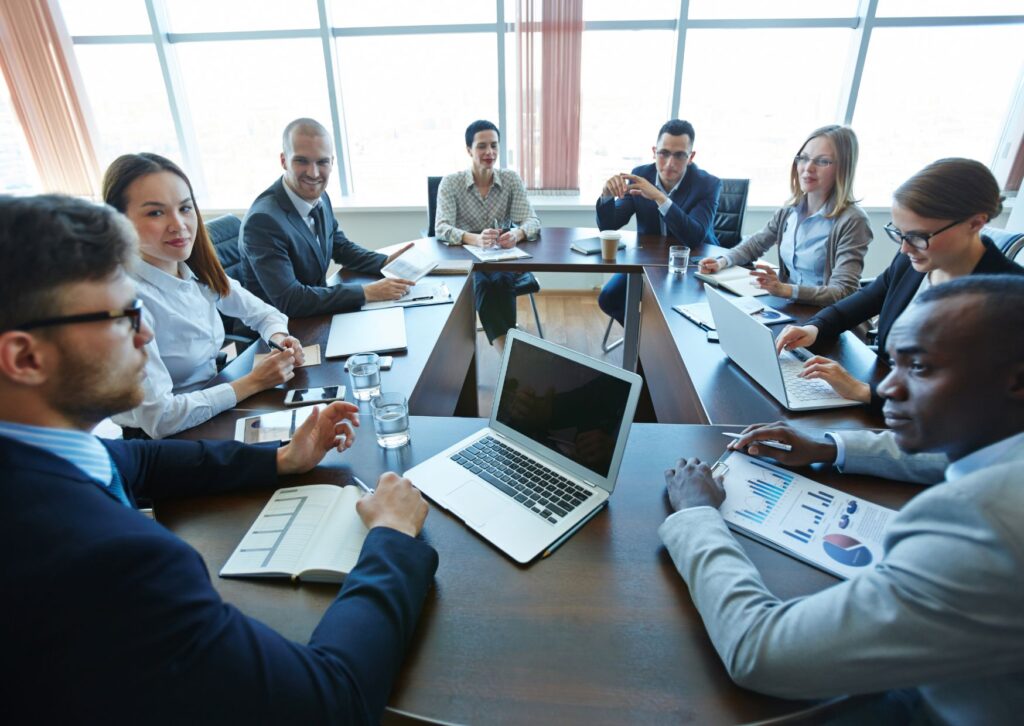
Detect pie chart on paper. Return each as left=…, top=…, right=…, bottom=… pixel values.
left=822, top=533, right=873, bottom=567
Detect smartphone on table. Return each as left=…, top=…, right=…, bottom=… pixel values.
left=284, top=385, right=346, bottom=406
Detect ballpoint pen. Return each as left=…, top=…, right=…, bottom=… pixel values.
left=721, top=431, right=793, bottom=451
left=351, top=475, right=375, bottom=494
left=266, top=338, right=286, bottom=352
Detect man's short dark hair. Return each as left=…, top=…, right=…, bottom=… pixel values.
left=657, top=119, right=696, bottom=145
left=465, top=120, right=500, bottom=148
left=915, top=274, right=1024, bottom=367
left=0, top=195, right=136, bottom=332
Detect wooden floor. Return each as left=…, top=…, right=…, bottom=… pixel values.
left=474, top=291, right=622, bottom=416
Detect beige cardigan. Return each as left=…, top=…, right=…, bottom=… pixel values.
left=721, top=203, right=873, bottom=306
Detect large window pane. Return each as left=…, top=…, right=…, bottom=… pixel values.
left=0, top=66, right=39, bottom=194
left=677, top=29, right=849, bottom=206
left=73, top=45, right=180, bottom=171
left=335, top=34, right=497, bottom=199
left=582, top=1, right=677, bottom=21
left=330, top=1, right=494, bottom=28
left=579, top=30, right=675, bottom=193
left=688, top=1, right=858, bottom=19
left=165, top=0, right=319, bottom=33
left=853, top=25, right=1024, bottom=204
left=176, top=39, right=335, bottom=207
left=876, top=0, right=1019, bottom=17
left=58, top=0, right=150, bottom=36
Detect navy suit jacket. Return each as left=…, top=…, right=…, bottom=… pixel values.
left=595, top=162, right=722, bottom=246
left=0, top=435, right=437, bottom=725
left=239, top=178, right=387, bottom=317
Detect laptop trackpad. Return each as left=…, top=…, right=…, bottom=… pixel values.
left=449, top=480, right=504, bottom=527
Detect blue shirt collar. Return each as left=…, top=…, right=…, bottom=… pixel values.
left=0, top=421, right=112, bottom=485
left=945, top=430, right=1024, bottom=482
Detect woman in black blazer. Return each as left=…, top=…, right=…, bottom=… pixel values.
left=776, top=158, right=1023, bottom=407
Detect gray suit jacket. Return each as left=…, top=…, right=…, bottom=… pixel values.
left=239, top=178, right=386, bottom=317
left=659, top=432, right=1024, bottom=725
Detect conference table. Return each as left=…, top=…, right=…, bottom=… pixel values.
left=168, top=226, right=902, bottom=722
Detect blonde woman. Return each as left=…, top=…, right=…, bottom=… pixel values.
left=699, top=125, right=871, bottom=305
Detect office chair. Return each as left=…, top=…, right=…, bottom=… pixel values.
left=207, top=214, right=258, bottom=347
left=602, top=178, right=750, bottom=353
left=424, top=175, right=543, bottom=338
left=982, top=224, right=1024, bottom=259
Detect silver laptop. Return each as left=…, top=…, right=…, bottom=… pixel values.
left=325, top=307, right=407, bottom=358
left=705, top=287, right=861, bottom=411
left=404, top=330, right=642, bottom=563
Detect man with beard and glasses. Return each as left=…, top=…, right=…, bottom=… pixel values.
left=660, top=274, right=1024, bottom=725
left=0, top=195, right=438, bottom=724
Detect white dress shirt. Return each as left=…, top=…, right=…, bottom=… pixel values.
left=113, top=260, right=289, bottom=438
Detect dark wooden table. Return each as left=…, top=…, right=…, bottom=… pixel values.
left=639, top=265, right=889, bottom=429
left=161, top=417, right=919, bottom=725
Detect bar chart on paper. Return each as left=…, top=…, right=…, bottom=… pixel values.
left=718, top=452, right=895, bottom=579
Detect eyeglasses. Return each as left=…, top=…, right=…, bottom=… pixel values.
left=656, top=149, right=692, bottom=162
left=794, top=155, right=834, bottom=168
left=13, top=298, right=144, bottom=333
left=884, top=219, right=965, bottom=251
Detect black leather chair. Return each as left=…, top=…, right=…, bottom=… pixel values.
left=424, top=175, right=543, bottom=338
left=713, top=178, right=750, bottom=249
left=983, top=224, right=1024, bottom=262
left=602, top=178, right=751, bottom=353
left=206, top=214, right=257, bottom=346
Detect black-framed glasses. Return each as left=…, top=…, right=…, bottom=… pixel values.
left=656, top=149, right=692, bottom=162
left=13, top=298, right=144, bottom=333
left=884, top=219, right=965, bottom=250
left=794, top=154, right=834, bottom=168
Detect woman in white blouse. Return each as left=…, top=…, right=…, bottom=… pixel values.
left=698, top=125, right=872, bottom=306
left=104, top=153, right=304, bottom=438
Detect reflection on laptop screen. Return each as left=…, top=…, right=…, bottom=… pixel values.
left=495, top=339, right=633, bottom=478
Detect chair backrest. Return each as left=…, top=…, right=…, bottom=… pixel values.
left=206, top=214, right=243, bottom=279
left=981, top=224, right=1024, bottom=257
left=425, top=176, right=443, bottom=237
left=713, top=178, right=749, bottom=249
left=1005, top=237, right=1024, bottom=265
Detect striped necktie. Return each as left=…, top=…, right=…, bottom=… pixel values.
left=106, top=458, right=132, bottom=508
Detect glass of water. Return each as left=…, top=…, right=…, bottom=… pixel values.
left=669, top=245, right=690, bottom=275
left=348, top=352, right=381, bottom=401
left=371, top=392, right=410, bottom=448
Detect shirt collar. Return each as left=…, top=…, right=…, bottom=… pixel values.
left=655, top=172, right=683, bottom=198
left=132, top=258, right=196, bottom=290
left=281, top=176, right=319, bottom=218
left=463, top=168, right=503, bottom=189
left=945, top=430, right=1024, bottom=482
left=797, top=195, right=835, bottom=220
left=0, top=421, right=112, bottom=485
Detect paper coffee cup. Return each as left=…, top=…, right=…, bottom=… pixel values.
left=599, top=230, right=621, bottom=261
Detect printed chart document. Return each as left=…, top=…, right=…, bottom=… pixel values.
left=381, top=246, right=439, bottom=282
left=674, top=299, right=792, bottom=330
left=695, top=262, right=779, bottom=297
left=220, top=484, right=368, bottom=583
left=361, top=282, right=452, bottom=311
left=464, top=245, right=532, bottom=263
left=233, top=405, right=318, bottom=444
left=714, top=450, right=895, bottom=579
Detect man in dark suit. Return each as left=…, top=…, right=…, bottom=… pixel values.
left=595, top=119, right=722, bottom=324
left=0, top=194, right=438, bottom=724
left=239, top=118, right=414, bottom=317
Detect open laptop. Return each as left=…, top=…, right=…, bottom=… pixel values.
left=705, top=287, right=861, bottom=412
left=404, top=330, right=642, bottom=563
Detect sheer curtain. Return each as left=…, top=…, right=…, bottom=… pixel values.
left=0, top=0, right=99, bottom=195
left=516, top=0, right=582, bottom=191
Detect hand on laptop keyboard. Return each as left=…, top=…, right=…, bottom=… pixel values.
left=795, top=355, right=871, bottom=403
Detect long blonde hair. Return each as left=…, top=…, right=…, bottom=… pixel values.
left=786, top=125, right=859, bottom=218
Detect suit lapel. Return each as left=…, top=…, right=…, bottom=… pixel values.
left=273, top=180, right=329, bottom=276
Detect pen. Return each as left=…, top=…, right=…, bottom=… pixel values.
left=721, top=431, right=793, bottom=452
left=266, top=338, right=286, bottom=352
left=352, top=475, right=375, bottom=494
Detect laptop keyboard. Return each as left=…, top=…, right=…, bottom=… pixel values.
left=779, top=352, right=848, bottom=403
left=450, top=435, right=593, bottom=524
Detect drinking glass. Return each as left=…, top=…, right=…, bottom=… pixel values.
left=348, top=352, right=381, bottom=401
left=371, top=392, right=410, bottom=448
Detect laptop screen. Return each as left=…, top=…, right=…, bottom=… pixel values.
left=494, top=339, right=634, bottom=478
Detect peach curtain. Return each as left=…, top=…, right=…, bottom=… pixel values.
left=516, top=0, right=582, bottom=191
left=0, top=0, right=100, bottom=195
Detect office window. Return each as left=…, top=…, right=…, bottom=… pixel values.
left=578, top=30, right=675, bottom=192
left=876, top=0, right=1018, bottom=17
left=581, top=0, right=678, bottom=21
left=58, top=0, right=150, bottom=35
left=175, top=39, right=336, bottom=207
left=329, top=0, right=495, bottom=27
left=335, top=33, right=497, bottom=199
left=688, top=0, right=858, bottom=19
left=677, top=29, right=849, bottom=206
left=852, top=24, right=1024, bottom=204
left=164, top=0, right=319, bottom=32
left=73, top=44, right=181, bottom=171
left=0, top=66, right=40, bottom=194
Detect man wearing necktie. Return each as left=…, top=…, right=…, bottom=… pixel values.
left=239, top=118, right=414, bottom=317
left=0, top=194, right=438, bottom=723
